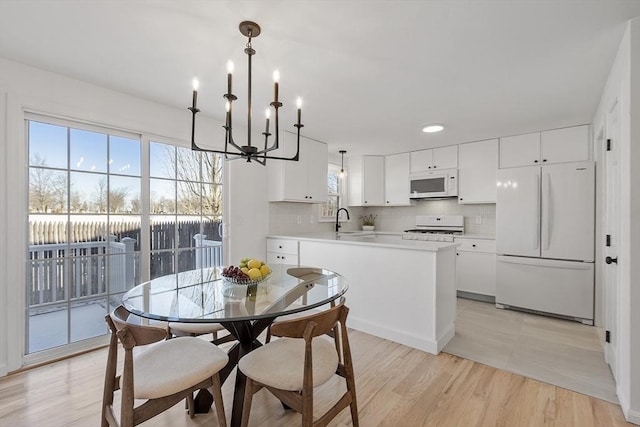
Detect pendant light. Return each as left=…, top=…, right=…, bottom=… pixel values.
left=338, top=150, right=347, bottom=178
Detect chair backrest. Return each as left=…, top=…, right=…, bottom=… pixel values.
left=270, top=302, right=348, bottom=340
left=107, top=306, right=168, bottom=348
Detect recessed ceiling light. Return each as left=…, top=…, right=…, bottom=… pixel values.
left=422, top=124, right=444, bottom=133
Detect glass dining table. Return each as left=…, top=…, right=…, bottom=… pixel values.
left=121, top=263, right=348, bottom=427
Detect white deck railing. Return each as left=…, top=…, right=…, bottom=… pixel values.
left=193, top=234, right=223, bottom=269
left=28, top=235, right=222, bottom=308
left=27, top=236, right=137, bottom=308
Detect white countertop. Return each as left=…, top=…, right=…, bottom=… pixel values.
left=267, top=232, right=458, bottom=252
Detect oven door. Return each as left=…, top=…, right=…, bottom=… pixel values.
left=410, top=172, right=450, bottom=198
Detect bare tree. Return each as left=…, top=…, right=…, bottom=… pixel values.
left=29, top=154, right=66, bottom=213
left=162, top=147, right=223, bottom=219
left=92, top=177, right=108, bottom=212
left=109, top=187, right=129, bottom=213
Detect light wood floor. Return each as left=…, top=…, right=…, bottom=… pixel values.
left=445, top=298, right=618, bottom=403
left=0, top=329, right=632, bottom=426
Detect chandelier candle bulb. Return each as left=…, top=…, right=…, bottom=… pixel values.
left=273, top=70, right=280, bottom=103
left=264, top=108, right=270, bottom=133
left=191, top=77, right=199, bottom=109
left=296, top=97, right=302, bottom=124
left=226, top=60, right=234, bottom=94
left=225, top=101, right=231, bottom=127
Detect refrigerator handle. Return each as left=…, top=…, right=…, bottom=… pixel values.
left=534, top=174, right=540, bottom=250
left=542, top=172, right=551, bottom=250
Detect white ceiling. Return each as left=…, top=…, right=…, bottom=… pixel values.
left=1, top=1, right=639, bottom=159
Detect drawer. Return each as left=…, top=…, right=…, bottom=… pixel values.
left=267, top=238, right=299, bottom=255
left=455, top=238, right=496, bottom=253
left=267, top=252, right=299, bottom=266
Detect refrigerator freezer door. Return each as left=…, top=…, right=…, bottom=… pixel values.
left=496, top=167, right=541, bottom=257
left=541, top=161, right=595, bottom=262
left=496, top=256, right=594, bottom=321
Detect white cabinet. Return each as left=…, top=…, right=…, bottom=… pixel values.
left=347, top=155, right=385, bottom=206
left=410, top=146, right=458, bottom=173
left=540, top=125, right=590, bottom=164
left=268, top=136, right=328, bottom=203
left=455, top=237, right=496, bottom=300
left=266, top=238, right=299, bottom=266
left=499, top=125, right=590, bottom=168
left=384, top=153, right=410, bottom=206
left=458, top=139, right=498, bottom=204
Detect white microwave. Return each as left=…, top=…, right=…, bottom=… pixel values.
left=409, top=169, right=458, bottom=199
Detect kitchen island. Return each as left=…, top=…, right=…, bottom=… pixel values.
left=267, top=233, right=458, bottom=354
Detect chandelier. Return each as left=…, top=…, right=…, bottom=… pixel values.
left=188, top=20, right=303, bottom=165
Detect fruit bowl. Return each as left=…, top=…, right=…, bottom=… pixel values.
left=222, top=273, right=271, bottom=286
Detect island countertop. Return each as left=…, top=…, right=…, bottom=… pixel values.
left=267, top=232, right=459, bottom=251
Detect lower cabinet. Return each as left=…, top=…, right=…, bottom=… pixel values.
left=455, top=237, right=496, bottom=301
left=266, top=238, right=299, bottom=266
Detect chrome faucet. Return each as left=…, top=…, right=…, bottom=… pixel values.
left=335, top=208, right=350, bottom=232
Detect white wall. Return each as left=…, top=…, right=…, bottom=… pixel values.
left=592, top=17, right=640, bottom=423
left=0, top=57, right=268, bottom=374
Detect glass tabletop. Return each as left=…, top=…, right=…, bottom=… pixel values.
left=121, top=264, right=347, bottom=323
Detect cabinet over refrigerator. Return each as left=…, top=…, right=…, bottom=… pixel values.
left=495, top=161, right=595, bottom=324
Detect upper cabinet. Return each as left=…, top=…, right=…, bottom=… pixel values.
left=458, top=139, right=498, bottom=204
left=347, top=155, right=385, bottom=206
left=499, top=125, right=590, bottom=168
left=268, top=135, right=328, bottom=203
left=384, top=153, right=411, bottom=206
left=410, top=146, right=458, bottom=173
left=540, top=125, right=590, bottom=164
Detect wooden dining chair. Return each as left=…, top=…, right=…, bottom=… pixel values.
left=101, top=306, right=228, bottom=427
left=168, top=321, right=236, bottom=345
left=238, top=303, right=358, bottom=427
left=265, top=297, right=344, bottom=343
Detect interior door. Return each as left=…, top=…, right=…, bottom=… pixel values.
left=496, top=166, right=541, bottom=257
left=604, top=101, right=620, bottom=381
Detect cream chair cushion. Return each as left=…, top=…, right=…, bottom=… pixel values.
left=238, top=336, right=339, bottom=391
left=168, top=322, right=225, bottom=335
left=128, top=337, right=228, bottom=399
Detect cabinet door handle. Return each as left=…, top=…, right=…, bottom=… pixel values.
left=534, top=159, right=539, bottom=163
left=472, top=244, right=476, bottom=247
left=605, top=256, right=618, bottom=264
left=542, top=159, right=547, bottom=162
left=427, top=166, right=431, bottom=169
left=433, top=165, right=437, bottom=168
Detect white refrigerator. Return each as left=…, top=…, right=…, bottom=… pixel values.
left=495, top=161, right=595, bottom=324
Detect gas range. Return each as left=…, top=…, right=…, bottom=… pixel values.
left=402, top=215, right=464, bottom=242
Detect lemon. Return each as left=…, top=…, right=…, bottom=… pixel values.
left=241, top=267, right=249, bottom=274
left=247, top=259, right=262, bottom=269
left=247, top=268, right=262, bottom=280
left=259, top=264, right=271, bottom=276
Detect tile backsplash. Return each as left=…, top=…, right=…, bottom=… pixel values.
left=269, top=199, right=495, bottom=236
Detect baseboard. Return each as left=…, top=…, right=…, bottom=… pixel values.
left=626, top=409, right=640, bottom=425
left=457, top=290, right=495, bottom=303
left=0, top=362, right=7, bottom=378
left=618, top=386, right=640, bottom=424
left=347, top=316, right=454, bottom=355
